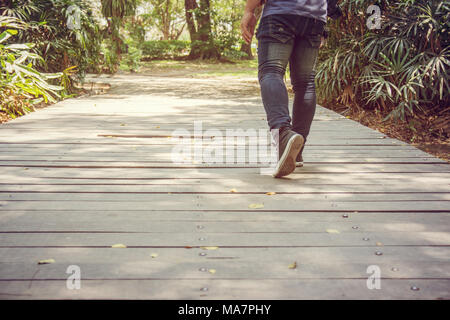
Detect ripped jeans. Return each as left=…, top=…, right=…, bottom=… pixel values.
left=256, top=14, right=324, bottom=141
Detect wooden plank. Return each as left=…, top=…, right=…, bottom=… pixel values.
left=1, top=215, right=449, bottom=232
left=0, top=156, right=440, bottom=163
left=1, top=199, right=449, bottom=212
left=0, top=279, right=448, bottom=299
left=1, top=192, right=449, bottom=202
left=0, top=252, right=448, bottom=280
left=0, top=231, right=449, bottom=247
left=1, top=171, right=449, bottom=187
left=0, top=163, right=448, bottom=172
left=2, top=246, right=448, bottom=264
left=0, top=210, right=448, bottom=222
left=1, top=183, right=449, bottom=193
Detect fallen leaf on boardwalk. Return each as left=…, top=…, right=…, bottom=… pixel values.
left=288, top=262, right=297, bottom=269
left=209, top=269, right=216, bottom=274
left=249, top=203, right=264, bottom=209
left=111, top=244, right=127, bottom=248
left=229, top=188, right=237, bottom=193
left=38, top=259, right=55, bottom=265
left=200, top=246, right=219, bottom=250
left=326, top=229, right=340, bottom=234
left=120, top=123, right=127, bottom=126
left=151, top=253, right=158, bottom=258
left=265, top=192, right=276, bottom=196
left=376, top=242, right=384, bottom=246
left=185, top=246, right=193, bottom=249
left=155, top=126, right=160, bottom=129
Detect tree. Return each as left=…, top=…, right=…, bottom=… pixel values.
left=101, top=0, right=139, bottom=70
left=184, top=0, right=220, bottom=59
left=148, top=0, right=186, bottom=40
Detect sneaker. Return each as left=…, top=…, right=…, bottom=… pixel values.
left=296, top=152, right=304, bottom=167
left=273, top=127, right=304, bottom=178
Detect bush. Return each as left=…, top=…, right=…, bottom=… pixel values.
left=141, top=40, right=190, bottom=60
left=316, top=0, right=449, bottom=121
left=1, top=0, right=103, bottom=79
left=0, top=17, right=64, bottom=118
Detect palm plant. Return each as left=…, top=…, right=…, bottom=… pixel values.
left=316, top=0, right=449, bottom=122
left=100, top=0, right=139, bottom=71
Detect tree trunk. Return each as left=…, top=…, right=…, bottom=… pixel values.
left=184, top=0, right=220, bottom=60
left=185, top=0, right=198, bottom=42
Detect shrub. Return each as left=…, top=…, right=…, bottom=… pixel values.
left=141, top=40, right=190, bottom=60
left=0, top=17, right=63, bottom=118
left=316, top=0, right=449, bottom=121
left=1, top=0, right=103, bottom=79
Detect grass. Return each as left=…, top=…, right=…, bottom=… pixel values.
left=122, top=59, right=259, bottom=78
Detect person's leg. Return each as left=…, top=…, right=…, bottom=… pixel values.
left=256, top=15, right=305, bottom=178
left=289, top=19, right=323, bottom=164
left=289, top=34, right=320, bottom=140
left=256, top=15, right=295, bottom=130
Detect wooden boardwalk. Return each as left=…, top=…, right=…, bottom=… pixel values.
left=0, top=73, right=449, bottom=299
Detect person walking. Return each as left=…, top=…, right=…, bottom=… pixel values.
left=241, top=0, right=341, bottom=178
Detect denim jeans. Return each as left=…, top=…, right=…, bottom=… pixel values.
left=256, top=14, right=324, bottom=141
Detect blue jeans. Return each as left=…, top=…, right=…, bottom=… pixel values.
left=256, top=14, right=324, bottom=141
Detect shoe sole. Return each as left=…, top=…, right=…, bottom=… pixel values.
left=273, top=134, right=304, bottom=178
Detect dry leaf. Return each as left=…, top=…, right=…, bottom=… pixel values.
left=208, top=269, right=216, bottom=274
left=155, top=126, right=160, bottom=129
left=111, top=244, right=127, bottom=248
left=326, top=229, right=340, bottom=234
left=185, top=246, right=193, bottom=249
left=229, top=188, right=238, bottom=193
left=265, top=192, right=276, bottom=196
left=151, top=253, right=158, bottom=258
left=200, top=246, right=219, bottom=250
left=249, top=203, right=264, bottom=209
left=376, top=242, right=384, bottom=247
left=38, top=259, right=55, bottom=265
left=288, top=262, right=297, bottom=269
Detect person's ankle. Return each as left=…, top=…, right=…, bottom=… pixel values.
left=278, top=125, right=292, bottom=135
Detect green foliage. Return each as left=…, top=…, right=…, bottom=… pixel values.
left=141, top=40, right=190, bottom=59
left=0, top=16, right=63, bottom=117
left=143, top=0, right=186, bottom=40
left=122, top=44, right=143, bottom=72
left=210, top=0, right=245, bottom=55
left=316, top=0, right=449, bottom=121
left=1, top=0, right=103, bottom=79
left=101, top=0, right=139, bottom=71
